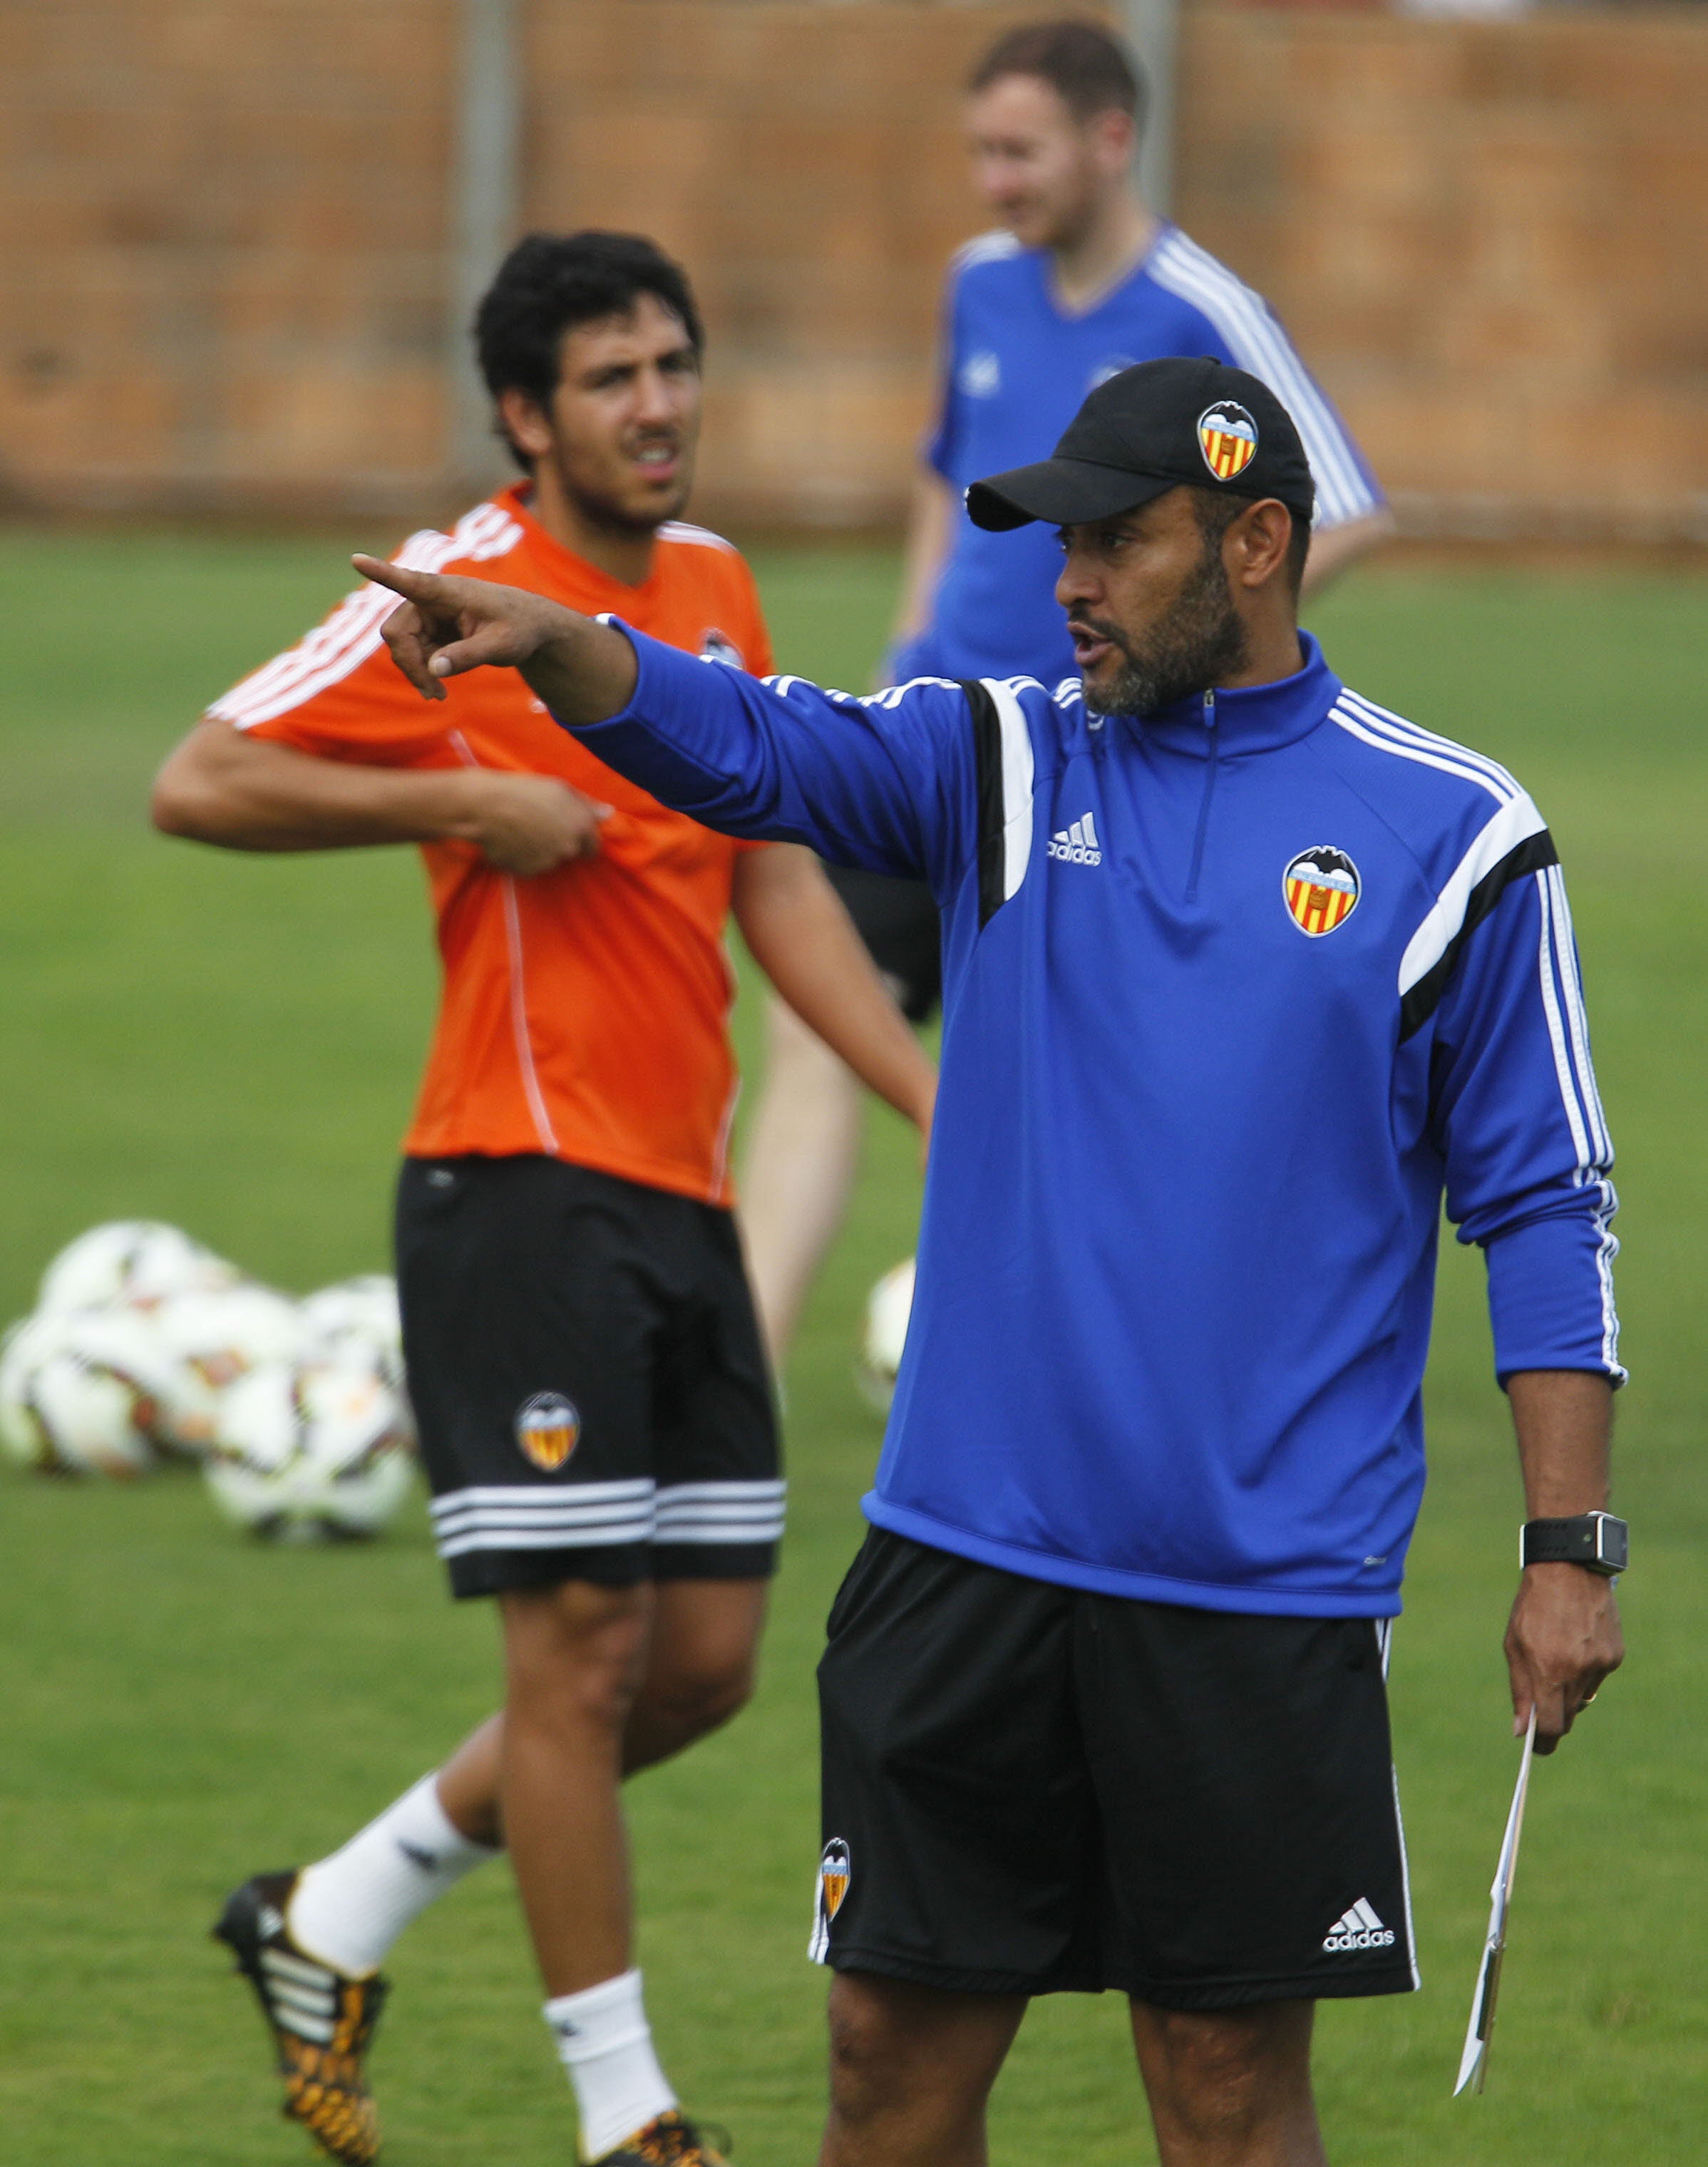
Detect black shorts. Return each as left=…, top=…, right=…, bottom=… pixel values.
left=823, top=865, right=940, bottom=1023
left=813, top=1529, right=1416, bottom=2010
left=396, top=1155, right=782, bottom=1600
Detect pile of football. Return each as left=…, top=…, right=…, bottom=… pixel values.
left=0, top=1222, right=416, bottom=1543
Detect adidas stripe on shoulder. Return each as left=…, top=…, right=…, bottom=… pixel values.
left=211, top=500, right=524, bottom=731
left=657, top=520, right=739, bottom=556
left=951, top=229, right=1024, bottom=275
left=1331, top=688, right=1526, bottom=806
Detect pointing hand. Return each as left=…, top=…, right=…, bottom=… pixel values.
left=352, top=557, right=585, bottom=703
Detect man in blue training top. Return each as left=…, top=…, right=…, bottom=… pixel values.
left=354, top=357, right=1625, bottom=2167
left=740, top=16, right=1391, bottom=1368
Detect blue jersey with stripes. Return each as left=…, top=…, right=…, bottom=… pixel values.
left=567, top=632, right=1622, bottom=1617
left=901, top=225, right=1384, bottom=687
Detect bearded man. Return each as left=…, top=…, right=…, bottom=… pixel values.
left=350, top=356, right=1625, bottom=2167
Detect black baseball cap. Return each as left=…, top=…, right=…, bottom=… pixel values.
left=965, top=356, right=1315, bottom=533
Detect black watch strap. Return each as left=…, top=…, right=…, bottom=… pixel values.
left=1521, top=1511, right=1627, bottom=1575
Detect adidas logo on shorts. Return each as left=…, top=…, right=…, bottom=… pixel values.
left=1048, top=812, right=1102, bottom=866
left=1322, top=1897, right=1395, bottom=1953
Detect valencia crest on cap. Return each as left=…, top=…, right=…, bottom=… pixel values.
left=1283, top=847, right=1360, bottom=936
left=1198, top=400, right=1259, bottom=483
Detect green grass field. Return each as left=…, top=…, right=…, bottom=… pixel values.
left=1, top=530, right=1704, bottom=2163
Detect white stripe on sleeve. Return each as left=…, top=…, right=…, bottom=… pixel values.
left=1535, top=870, right=1624, bottom=1378
left=1328, top=699, right=1514, bottom=807
left=989, top=678, right=1036, bottom=905
left=210, top=502, right=523, bottom=729
left=1397, top=791, right=1548, bottom=999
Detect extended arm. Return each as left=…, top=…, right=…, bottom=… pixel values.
left=733, top=845, right=935, bottom=1139
left=1502, top=1370, right=1622, bottom=1754
left=152, top=716, right=607, bottom=874
left=356, top=556, right=974, bottom=882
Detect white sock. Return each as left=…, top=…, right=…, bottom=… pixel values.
left=545, top=1969, right=677, bottom=2161
left=287, top=1774, right=498, bottom=1977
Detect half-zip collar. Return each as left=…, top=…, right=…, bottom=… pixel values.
left=1115, top=630, right=1342, bottom=761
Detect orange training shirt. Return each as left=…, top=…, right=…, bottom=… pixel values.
left=207, top=484, right=774, bottom=1205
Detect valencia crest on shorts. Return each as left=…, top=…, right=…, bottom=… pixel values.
left=515, top=1391, right=580, bottom=1471
left=809, top=1838, right=851, bottom=1962
left=1197, top=400, right=1259, bottom=483
left=1283, top=847, right=1361, bottom=937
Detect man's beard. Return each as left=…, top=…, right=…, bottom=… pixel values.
left=549, top=444, right=691, bottom=537
left=1077, top=533, right=1248, bottom=718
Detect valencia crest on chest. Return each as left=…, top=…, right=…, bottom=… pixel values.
left=1283, top=847, right=1360, bottom=937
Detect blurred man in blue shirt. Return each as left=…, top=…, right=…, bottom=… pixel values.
left=741, top=18, right=1391, bottom=1366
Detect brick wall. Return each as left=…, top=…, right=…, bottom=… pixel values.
left=0, top=1, right=458, bottom=515
left=1177, top=12, right=1708, bottom=544
left=524, top=1, right=1057, bottom=530
left=1, top=1, right=1704, bottom=541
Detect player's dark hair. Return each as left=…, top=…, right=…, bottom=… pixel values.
left=967, top=19, right=1146, bottom=129
left=475, top=231, right=704, bottom=470
left=1190, top=487, right=1312, bottom=597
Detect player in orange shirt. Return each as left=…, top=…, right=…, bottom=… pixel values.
left=153, top=232, right=935, bottom=2167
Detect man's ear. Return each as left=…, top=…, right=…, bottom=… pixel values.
left=1230, top=499, right=1295, bottom=590
left=1087, top=106, right=1136, bottom=179
left=495, top=386, right=552, bottom=465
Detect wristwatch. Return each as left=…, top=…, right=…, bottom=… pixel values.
left=1521, top=1511, right=1628, bottom=1576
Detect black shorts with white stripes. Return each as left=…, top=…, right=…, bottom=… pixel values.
left=813, top=1529, right=1416, bottom=2009
left=396, top=1155, right=781, bottom=1599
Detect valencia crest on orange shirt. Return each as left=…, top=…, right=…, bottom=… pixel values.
left=515, top=1391, right=581, bottom=1471
left=1283, top=847, right=1361, bottom=936
left=1197, top=400, right=1259, bottom=483
left=810, top=1838, right=852, bottom=1961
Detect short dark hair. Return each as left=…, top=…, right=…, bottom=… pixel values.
left=968, top=19, right=1146, bottom=129
left=475, top=231, right=704, bottom=468
left=1190, top=486, right=1311, bottom=597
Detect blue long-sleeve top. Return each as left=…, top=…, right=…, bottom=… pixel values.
left=564, top=630, right=1622, bottom=1616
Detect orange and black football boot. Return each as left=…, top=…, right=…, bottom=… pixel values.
left=587, top=2109, right=732, bottom=2166
left=213, top=1869, right=389, bottom=2167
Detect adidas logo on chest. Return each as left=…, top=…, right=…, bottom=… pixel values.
left=1048, top=811, right=1102, bottom=867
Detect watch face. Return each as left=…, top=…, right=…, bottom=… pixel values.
left=1596, top=1516, right=1630, bottom=1572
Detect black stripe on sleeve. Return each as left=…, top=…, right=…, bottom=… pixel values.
left=1399, top=829, right=1559, bottom=1041
left=962, top=679, right=1009, bottom=929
